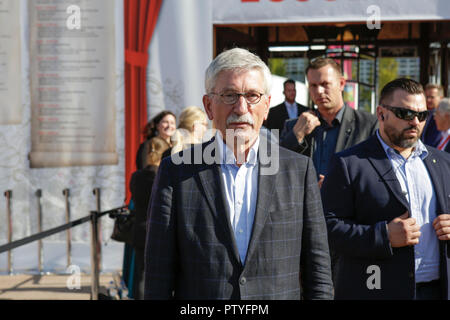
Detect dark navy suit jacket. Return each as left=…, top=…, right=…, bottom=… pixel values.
left=144, top=135, right=333, bottom=300
left=422, top=110, right=441, bottom=147
left=264, top=102, right=309, bottom=132
left=321, top=134, right=450, bottom=300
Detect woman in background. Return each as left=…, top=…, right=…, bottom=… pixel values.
left=135, top=110, right=176, bottom=169
left=130, top=136, right=170, bottom=299
left=171, top=106, right=209, bottom=154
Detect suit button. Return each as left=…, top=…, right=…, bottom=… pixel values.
left=240, top=277, right=246, bottom=285
left=408, top=272, right=414, bottom=278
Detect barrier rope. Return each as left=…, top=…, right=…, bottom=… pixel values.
left=0, top=206, right=128, bottom=254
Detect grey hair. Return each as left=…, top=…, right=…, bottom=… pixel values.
left=438, top=98, right=450, bottom=114
left=204, top=48, right=272, bottom=95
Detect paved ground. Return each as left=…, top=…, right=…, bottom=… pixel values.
left=0, top=273, right=115, bottom=300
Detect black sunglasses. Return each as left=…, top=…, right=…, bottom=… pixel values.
left=381, top=104, right=429, bottom=122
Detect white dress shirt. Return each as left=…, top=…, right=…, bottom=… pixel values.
left=216, top=132, right=259, bottom=265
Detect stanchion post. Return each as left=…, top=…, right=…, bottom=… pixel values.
left=90, top=210, right=100, bottom=300
left=4, top=190, right=13, bottom=274
left=35, top=189, right=43, bottom=273
left=62, top=189, right=71, bottom=268
left=93, top=188, right=102, bottom=271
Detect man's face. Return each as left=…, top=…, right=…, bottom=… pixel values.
left=378, top=90, right=427, bottom=149
left=425, top=88, right=442, bottom=110
left=203, top=69, right=270, bottom=148
left=434, top=108, right=449, bottom=131
left=283, top=82, right=296, bottom=104
left=307, top=65, right=345, bottom=111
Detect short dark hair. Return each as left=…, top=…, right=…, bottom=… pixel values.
left=305, top=58, right=342, bottom=77
left=379, top=78, right=424, bottom=105
left=425, top=83, right=444, bottom=96
left=283, top=79, right=296, bottom=88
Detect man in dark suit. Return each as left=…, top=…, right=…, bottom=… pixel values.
left=422, top=84, right=444, bottom=147
left=433, top=98, right=450, bottom=153
left=280, top=58, right=378, bottom=187
left=264, top=79, right=309, bottom=132
left=321, top=78, right=450, bottom=300
left=144, top=48, right=333, bottom=300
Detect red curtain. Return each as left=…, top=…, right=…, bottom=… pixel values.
left=124, top=0, right=163, bottom=202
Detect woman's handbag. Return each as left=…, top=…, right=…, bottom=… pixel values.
left=110, top=208, right=135, bottom=245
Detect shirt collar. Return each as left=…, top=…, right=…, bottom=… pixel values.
left=215, top=131, right=259, bottom=166
left=334, top=105, right=345, bottom=123
left=315, top=104, right=345, bottom=126
left=284, top=101, right=296, bottom=109
left=376, top=129, right=428, bottom=160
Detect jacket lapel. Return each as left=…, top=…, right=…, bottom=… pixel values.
left=196, top=138, right=241, bottom=264
left=335, top=106, right=354, bottom=152
left=245, top=137, right=277, bottom=265
left=423, top=149, right=447, bottom=214
left=366, top=135, right=410, bottom=211
left=281, top=103, right=289, bottom=120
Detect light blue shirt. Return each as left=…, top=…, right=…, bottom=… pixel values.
left=285, top=101, right=298, bottom=120
left=216, top=132, right=259, bottom=265
left=376, top=130, right=439, bottom=283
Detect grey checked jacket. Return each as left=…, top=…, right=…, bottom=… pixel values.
left=144, top=135, right=333, bottom=300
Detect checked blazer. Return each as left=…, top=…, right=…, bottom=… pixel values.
left=144, top=135, right=333, bottom=300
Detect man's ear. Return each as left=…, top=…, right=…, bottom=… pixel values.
left=376, top=105, right=384, bottom=122
left=202, top=95, right=214, bottom=121
left=264, top=95, right=271, bottom=121
left=339, top=77, right=346, bottom=91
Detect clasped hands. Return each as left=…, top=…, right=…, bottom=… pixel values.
left=387, top=212, right=450, bottom=247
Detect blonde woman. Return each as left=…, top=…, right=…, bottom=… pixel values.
left=171, top=106, right=209, bottom=154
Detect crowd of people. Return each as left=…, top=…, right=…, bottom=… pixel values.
left=122, top=47, right=450, bottom=300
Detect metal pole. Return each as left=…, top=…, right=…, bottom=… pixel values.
left=4, top=190, right=12, bottom=274
left=62, top=189, right=71, bottom=268
left=90, top=210, right=100, bottom=300
left=93, top=188, right=102, bottom=272
left=35, top=189, right=43, bottom=273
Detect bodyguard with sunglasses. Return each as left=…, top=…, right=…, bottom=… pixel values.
left=321, top=78, right=450, bottom=300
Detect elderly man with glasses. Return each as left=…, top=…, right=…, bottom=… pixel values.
left=321, top=78, right=450, bottom=300
left=144, top=47, right=333, bottom=300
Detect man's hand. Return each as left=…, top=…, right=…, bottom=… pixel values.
left=387, top=212, right=421, bottom=247
left=432, top=214, right=450, bottom=241
left=293, top=111, right=320, bottom=143
left=318, top=174, right=325, bottom=189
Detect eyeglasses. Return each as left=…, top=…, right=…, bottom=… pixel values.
left=209, top=92, right=265, bottom=105
left=381, top=104, right=429, bottom=122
